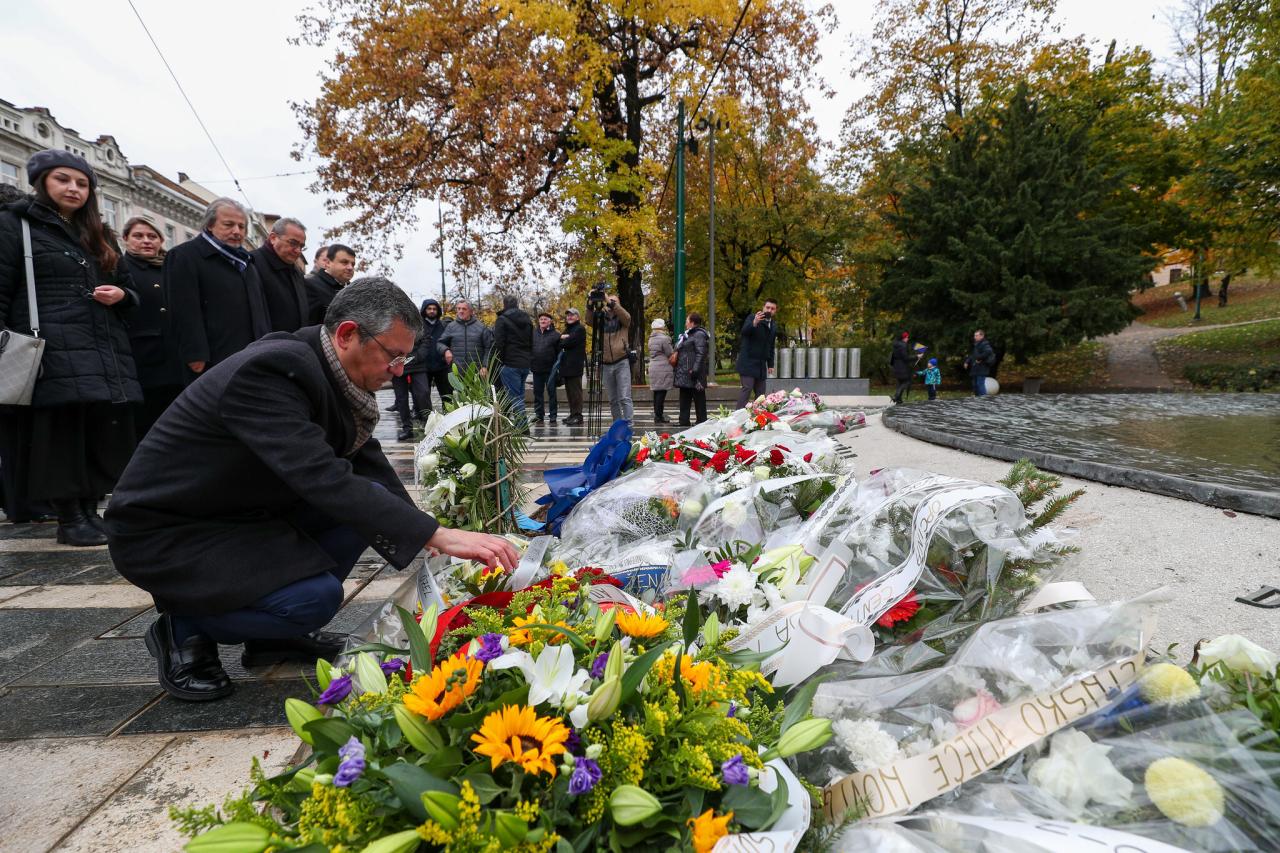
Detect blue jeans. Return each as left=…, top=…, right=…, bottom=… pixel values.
left=972, top=375, right=988, bottom=397
left=500, top=366, right=529, bottom=421
left=173, top=498, right=371, bottom=644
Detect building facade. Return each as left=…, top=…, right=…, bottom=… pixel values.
left=0, top=98, right=267, bottom=247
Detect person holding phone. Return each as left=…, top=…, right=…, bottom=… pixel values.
left=735, top=298, right=778, bottom=408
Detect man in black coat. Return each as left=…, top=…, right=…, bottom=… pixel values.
left=558, top=307, right=587, bottom=425
left=164, top=198, right=271, bottom=381
left=251, top=217, right=310, bottom=333
left=735, top=297, right=778, bottom=408
left=493, top=294, right=533, bottom=423
left=106, top=277, right=518, bottom=701
left=390, top=298, right=448, bottom=441
left=964, top=328, right=997, bottom=397
left=530, top=312, right=561, bottom=424
left=889, top=331, right=915, bottom=404
left=304, top=243, right=356, bottom=324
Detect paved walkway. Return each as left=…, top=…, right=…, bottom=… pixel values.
left=1101, top=317, right=1279, bottom=390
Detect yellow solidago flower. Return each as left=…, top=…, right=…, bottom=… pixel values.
left=616, top=610, right=670, bottom=639
left=688, top=809, right=733, bottom=853
left=472, top=705, right=571, bottom=776
left=403, top=650, right=483, bottom=721
left=1145, top=757, right=1224, bottom=827
left=549, top=561, right=570, bottom=577
left=1138, top=663, right=1201, bottom=707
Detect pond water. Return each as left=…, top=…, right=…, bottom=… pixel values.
left=883, top=394, right=1280, bottom=513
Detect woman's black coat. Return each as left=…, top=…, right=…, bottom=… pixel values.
left=105, top=325, right=438, bottom=614
left=890, top=338, right=914, bottom=380
left=0, top=199, right=142, bottom=407
left=674, top=326, right=711, bottom=389
left=120, top=252, right=183, bottom=389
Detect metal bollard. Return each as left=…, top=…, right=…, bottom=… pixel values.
left=820, top=347, right=834, bottom=378
left=777, top=348, right=791, bottom=379
left=791, top=348, right=806, bottom=379
left=834, top=348, right=848, bottom=378
left=847, top=348, right=861, bottom=379
left=807, top=347, right=821, bottom=379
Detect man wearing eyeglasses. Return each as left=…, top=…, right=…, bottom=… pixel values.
left=251, top=218, right=311, bottom=333
left=106, top=277, right=519, bottom=702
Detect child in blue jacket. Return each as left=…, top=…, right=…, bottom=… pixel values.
left=917, top=358, right=942, bottom=400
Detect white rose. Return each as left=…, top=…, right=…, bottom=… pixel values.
left=1199, top=634, right=1280, bottom=675
left=458, top=462, right=479, bottom=480
left=418, top=452, right=440, bottom=474
left=752, top=465, right=771, bottom=481
left=721, top=498, right=748, bottom=529
left=679, top=499, right=703, bottom=519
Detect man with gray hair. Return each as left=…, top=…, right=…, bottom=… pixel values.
left=165, top=197, right=271, bottom=377
left=252, top=217, right=310, bottom=333
left=106, top=277, right=519, bottom=702
left=438, top=298, right=494, bottom=375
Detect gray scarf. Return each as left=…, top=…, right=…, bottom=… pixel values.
left=320, top=330, right=379, bottom=455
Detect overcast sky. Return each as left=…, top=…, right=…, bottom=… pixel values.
left=5, top=0, right=1179, bottom=306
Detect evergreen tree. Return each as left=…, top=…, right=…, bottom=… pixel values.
left=877, top=83, right=1151, bottom=365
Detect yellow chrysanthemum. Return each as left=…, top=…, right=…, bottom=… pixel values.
left=688, top=809, right=733, bottom=853
left=1145, top=757, right=1224, bottom=827
left=403, top=650, right=483, bottom=721
left=616, top=610, right=670, bottom=639
left=471, top=705, right=571, bottom=777
left=508, top=615, right=571, bottom=647
left=1138, top=663, right=1201, bottom=707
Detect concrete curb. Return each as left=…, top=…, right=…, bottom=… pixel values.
left=882, top=407, right=1280, bottom=519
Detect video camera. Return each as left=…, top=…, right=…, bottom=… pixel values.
left=587, top=281, right=609, bottom=313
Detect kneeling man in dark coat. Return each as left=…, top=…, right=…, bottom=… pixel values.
left=107, top=277, right=518, bottom=701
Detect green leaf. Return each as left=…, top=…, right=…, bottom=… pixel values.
left=780, top=675, right=829, bottom=736
left=717, top=646, right=786, bottom=667
left=459, top=770, right=504, bottom=805
left=422, top=745, right=464, bottom=777
left=315, top=658, right=334, bottom=690
left=519, top=623, right=590, bottom=653
left=762, top=774, right=790, bottom=831
left=620, top=641, right=676, bottom=703
left=490, top=811, right=527, bottom=846
left=393, top=704, right=444, bottom=755
left=381, top=761, right=457, bottom=821
left=183, top=822, right=270, bottom=853
left=357, top=829, right=423, bottom=853
left=397, top=604, right=434, bottom=672
left=302, top=718, right=357, bottom=753
left=682, top=588, right=702, bottom=649
left=446, top=684, right=529, bottom=729
left=721, top=782, right=774, bottom=830
left=343, top=642, right=410, bottom=657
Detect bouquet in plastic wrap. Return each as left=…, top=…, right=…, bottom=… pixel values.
left=748, top=388, right=867, bottom=435
left=797, top=595, right=1155, bottom=822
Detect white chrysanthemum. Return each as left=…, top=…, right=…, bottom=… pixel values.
left=730, top=471, right=754, bottom=489
left=1029, top=730, right=1133, bottom=817
left=710, top=565, right=758, bottom=611
left=832, top=718, right=903, bottom=772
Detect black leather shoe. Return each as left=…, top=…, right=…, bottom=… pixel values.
left=396, top=428, right=414, bottom=441
left=384, top=403, right=398, bottom=412
left=144, top=614, right=234, bottom=701
left=81, top=498, right=107, bottom=532
left=242, top=631, right=348, bottom=667
left=53, top=499, right=108, bottom=547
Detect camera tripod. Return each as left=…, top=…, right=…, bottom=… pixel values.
left=584, top=300, right=609, bottom=437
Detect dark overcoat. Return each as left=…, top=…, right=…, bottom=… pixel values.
left=304, top=269, right=343, bottom=325
left=674, top=326, right=711, bottom=389
left=164, top=234, right=270, bottom=371
left=558, top=321, right=587, bottom=378
left=251, top=244, right=309, bottom=333
left=734, top=314, right=776, bottom=379
left=120, top=252, right=183, bottom=389
left=531, top=324, right=561, bottom=374
left=0, top=199, right=142, bottom=407
left=890, top=338, right=914, bottom=380
left=494, top=307, right=534, bottom=370
left=105, top=325, right=438, bottom=614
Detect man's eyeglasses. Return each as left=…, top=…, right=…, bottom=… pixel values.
left=279, top=237, right=306, bottom=250
left=359, top=326, right=414, bottom=369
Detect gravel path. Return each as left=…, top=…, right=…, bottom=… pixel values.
left=1101, top=317, right=1279, bottom=389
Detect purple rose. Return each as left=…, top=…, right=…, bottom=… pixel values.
left=334, top=736, right=366, bottom=787
left=721, top=754, right=749, bottom=786
left=380, top=658, right=406, bottom=675
left=569, top=757, right=602, bottom=795
left=473, top=633, right=505, bottom=663
left=316, top=674, right=352, bottom=706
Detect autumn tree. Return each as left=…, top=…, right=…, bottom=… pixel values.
left=293, top=0, right=828, bottom=357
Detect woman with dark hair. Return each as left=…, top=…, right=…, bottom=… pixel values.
left=0, top=150, right=143, bottom=545
left=120, top=216, right=182, bottom=439
left=674, top=312, right=711, bottom=426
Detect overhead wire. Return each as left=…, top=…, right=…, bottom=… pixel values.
left=125, top=0, right=254, bottom=209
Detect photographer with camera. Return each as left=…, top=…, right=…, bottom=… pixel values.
left=585, top=286, right=633, bottom=425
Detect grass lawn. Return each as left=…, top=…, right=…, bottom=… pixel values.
left=1134, top=276, right=1280, bottom=328
left=1155, top=318, right=1280, bottom=391
left=996, top=340, right=1108, bottom=390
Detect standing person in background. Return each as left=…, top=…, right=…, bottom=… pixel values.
left=558, top=307, right=586, bottom=425
left=438, top=299, right=494, bottom=376
left=251, top=218, right=310, bottom=333
left=304, top=244, right=356, bottom=324
left=414, top=298, right=451, bottom=411
left=390, top=300, right=435, bottom=442
left=585, top=290, right=633, bottom=424
left=0, top=150, right=143, bottom=545
left=647, top=318, right=674, bottom=424
left=530, top=312, right=561, bottom=425
left=964, top=329, right=996, bottom=397
left=735, top=298, right=778, bottom=408
left=889, top=331, right=914, bottom=404
left=165, top=198, right=271, bottom=380
left=917, top=358, right=942, bottom=401
left=120, top=217, right=183, bottom=440
left=493, top=295, right=533, bottom=424
left=674, top=313, right=711, bottom=426
left=309, top=245, right=328, bottom=276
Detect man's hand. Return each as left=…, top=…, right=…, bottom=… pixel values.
left=428, top=526, right=519, bottom=571
left=753, top=310, right=765, bottom=326
left=188, top=361, right=206, bottom=374
left=444, top=349, right=454, bottom=365
left=479, top=367, right=488, bottom=379
left=560, top=333, right=569, bottom=340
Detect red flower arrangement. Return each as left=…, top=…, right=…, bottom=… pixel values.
left=876, top=589, right=921, bottom=628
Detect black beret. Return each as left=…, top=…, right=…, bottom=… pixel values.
left=26, top=149, right=97, bottom=188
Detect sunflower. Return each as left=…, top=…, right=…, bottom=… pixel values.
left=679, top=656, right=719, bottom=694
left=403, top=651, right=483, bottom=721
left=688, top=809, right=733, bottom=853
left=508, top=615, right=571, bottom=647
left=616, top=610, right=670, bottom=639
left=471, top=705, right=571, bottom=776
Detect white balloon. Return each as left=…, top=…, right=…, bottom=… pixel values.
left=984, top=377, right=1000, bottom=395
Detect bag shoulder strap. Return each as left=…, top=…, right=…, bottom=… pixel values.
left=20, top=218, right=39, bottom=337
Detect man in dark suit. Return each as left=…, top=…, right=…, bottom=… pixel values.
left=106, top=277, right=518, bottom=701
left=164, top=198, right=271, bottom=381
left=305, top=243, right=356, bottom=324
left=251, top=217, right=310, bottom=333
left=735, top=297, right=778, bottom=408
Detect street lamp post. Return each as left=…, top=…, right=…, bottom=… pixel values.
left=437, top=201, right=447, bottom=304
left=674, top=100, right=687, bottom=333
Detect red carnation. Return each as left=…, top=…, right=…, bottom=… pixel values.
left=673, top=449, right=686, bottom=464
left=636, top=447, right=650, bottom=463
left=734, top=445, right=757, bottom=464
left=695, top=440, right=711, bottom=450
left=660, top=433, right=670, bottom=440
left=877, top=590, right=921, bottom=628
left=709, top=449, right=731, bottom=473
left=663, top=449, right=672, bottom=462
left=769, top=447, right=785, bottom=466
left=690, top=458, right=704, bottom=473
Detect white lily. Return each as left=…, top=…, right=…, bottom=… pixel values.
left=1199, top=634, right=1279, bottom=675
left=458, top=462, right=479, bottom=480
left=490, top=644, right=591, bottom=709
